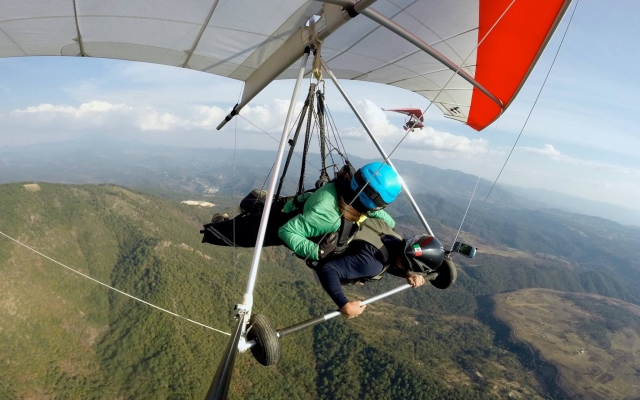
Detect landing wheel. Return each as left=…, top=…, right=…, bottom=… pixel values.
left=430, top=258, right=457, bottom=290
left=246, top=314, right=280, bottom=366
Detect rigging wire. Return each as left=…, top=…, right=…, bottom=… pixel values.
left=460, top=0, right=580, bottom=241
left=417, top=0, right=516, bottom=119
left=238, top=114, right=321, bottom=172
left=0, top=230, right=231, bottom=336
left=233, top=120, right=237, bottom=269
left=371, top=0, right=518, bottom=193
left=325, top=103, right=349, bottom=159
left=232, top=84, right=243, bottom=269
left=257, top=0, right=518, bottom=315
left=449, top=118, right=500, bottom=250
left=258, top=0, right=574, bottom=315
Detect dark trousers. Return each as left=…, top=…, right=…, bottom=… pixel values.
left=201, top=199, right=299, bottom=248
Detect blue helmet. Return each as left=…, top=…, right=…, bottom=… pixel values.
left=350, top=162, right=401, bottom=211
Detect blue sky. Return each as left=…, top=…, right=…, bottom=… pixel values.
left=1, top=0, right=639, bottom=211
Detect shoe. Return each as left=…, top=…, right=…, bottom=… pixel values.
left=211, top=213, right=225, bottom=224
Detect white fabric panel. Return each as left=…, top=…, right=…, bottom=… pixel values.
left=198, top=0, right=316, bottom=79
left=211, top=0, right=305, bottom=35
left=0, top=0, right=490, bottom=125
left=80, top=17, right=199, bottom=55
left=64, top=42, right=187, bottom=66
left=0, top=17, right=79, bottom=56
left=401, top=0, right=478, bottom=42
left=0, top=0, right=74, bottom=21
left=0, top=30, right=26, bottom=56
left=434, top=102, right=470, bottom=121
left=76, top=0, right=213, bottom=25
left=195, top=29, right=273, bottom=68
left=0, top=0, right=77, bottom=57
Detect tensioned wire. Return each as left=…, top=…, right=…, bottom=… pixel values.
left=233, top=83, right=244, bottom=270
left=256, top=0, right=519, bottom=315
left=0, top=230, right=231, bottom=336
left=238, top=114, right=321, bottom=173
left=373, top=0, right=518, bottom=220
left=459, top=0, right=580, bottom=242
left=450, top=118, right=501, bottom=250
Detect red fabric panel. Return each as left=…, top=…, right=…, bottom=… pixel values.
left=467, top=0, right=567, bottom=131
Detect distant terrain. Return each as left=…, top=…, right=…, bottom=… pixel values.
left=2, top=135, right=640, bottom=227
left=0, top=183, right=541, bottom=399
left=495, top=289, right=640, bottom=400
left=2, top=137, right=640, bottom=398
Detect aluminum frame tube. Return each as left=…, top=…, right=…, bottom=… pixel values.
left=317, top=0, right=503, bottom=109
left=322, top=60, right=434, bottom=236
left=240, top=50, right=311, bottom=312
left=205, top=314, right=246, bottom=400
left=360, top=8, right=502, bottom=108
left=278, top=275, right=437, bottom=338
left=183, top=0, right=221, bottom=68
left=216, top=1, right=380, bottom=130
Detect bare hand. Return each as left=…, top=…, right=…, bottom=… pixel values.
left=340, top=301, right=366, bottom=319
left=406, top=272, right=425, bottom=288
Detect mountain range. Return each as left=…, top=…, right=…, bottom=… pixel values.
left=2, top=136, right=640, bottom=398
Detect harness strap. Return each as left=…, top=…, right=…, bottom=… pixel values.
left=275, top=83, right=316, bottom=199
left=332, top=219, right=356, bottom=256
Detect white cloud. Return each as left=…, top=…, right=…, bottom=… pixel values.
left=520, top=144, right=640, bottom=177
left=2, top=99, right=304, bottom=137
left=10, top=101, right=132, bottom=118
left=520, top=143, right=563, bottom=159
left=358, top=100, right=400, bottom=139
left=189, top=105, right=227, bottom=130
left=404, top=127, right=489, bottom=154
left=7, top=101, right=137, bottom=131
left=138, top=109, right=182, bottom=131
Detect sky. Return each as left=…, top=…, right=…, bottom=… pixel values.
left=1, top=0, right=639, bottom=211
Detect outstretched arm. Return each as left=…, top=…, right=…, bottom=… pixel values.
left=405, top=272, right=425, bottom=287
left=316, top=264, right=366, bottom=318
left=278, top=214, right=322, bottom=260
left=386, top=253, right=426, bottom=288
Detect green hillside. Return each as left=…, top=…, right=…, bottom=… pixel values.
left=0, top=183, right=320, bottom=399
left=495, top=289, right=640, bottom=400
left=0, top=183, right=547, bottom=399
left=3, top=183, right=640, bottom=399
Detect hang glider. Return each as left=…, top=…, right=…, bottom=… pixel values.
left=0, top=0, right=570, bottom=131
left=383, top=108, right=424, bottom=130
left=0, top=1, right=573, bottom=398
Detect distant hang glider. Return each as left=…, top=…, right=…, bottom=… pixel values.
left=383, top=108, right=424, bottom=131
left=0, top=0, right=571, bottom=131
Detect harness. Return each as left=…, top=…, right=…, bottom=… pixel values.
left=339, top=219, right=400, bottom=285
left=289, top=185, right=359, bottom=261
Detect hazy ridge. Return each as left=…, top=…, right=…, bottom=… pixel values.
left=2, top=137, right=640, bottom=398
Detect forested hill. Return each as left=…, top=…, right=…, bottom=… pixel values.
left=0, top=182, right=327, bottom=398
left=0, top=183, right=528, bottom=399
left=2, top=182, right=640, bottom=399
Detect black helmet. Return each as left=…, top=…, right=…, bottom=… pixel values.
left=402, top=235, right=445, bottom=272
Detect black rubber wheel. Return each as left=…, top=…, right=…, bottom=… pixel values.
left=430, top=258, right=457, bottom=290
left=247, top=314, right=280, bottom=366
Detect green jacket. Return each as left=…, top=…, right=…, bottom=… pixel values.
left=278, top=182, right=395, bottom=260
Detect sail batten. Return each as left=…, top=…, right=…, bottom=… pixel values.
left=0, top=0, right=571, bottom=131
